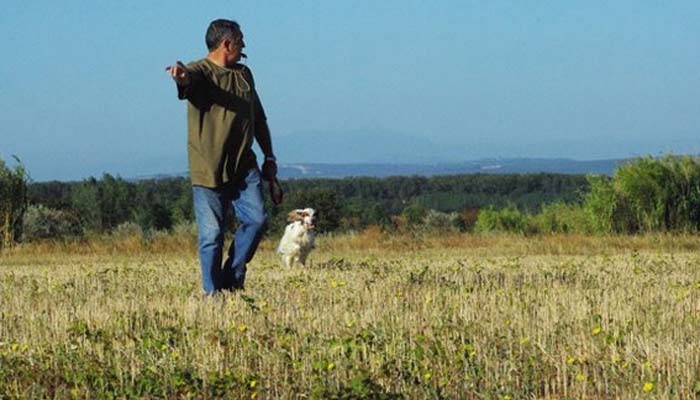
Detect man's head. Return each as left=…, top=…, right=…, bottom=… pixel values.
left=205, top=19, right=245, bottom=65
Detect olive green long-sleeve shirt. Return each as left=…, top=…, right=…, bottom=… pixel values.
left=177, top=58, right=273, bottom=188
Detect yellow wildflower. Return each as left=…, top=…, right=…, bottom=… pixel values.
left=643, top=381, right=654, bottom=393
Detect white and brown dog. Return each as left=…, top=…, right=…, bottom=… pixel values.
left=277, top=208, right=317, bottom=268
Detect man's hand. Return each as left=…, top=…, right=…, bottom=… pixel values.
left=261, top=159, right=277, bottom=182
left=165, top=61, right=190, bottom=86
left=262, top=159, right=283, bottom=205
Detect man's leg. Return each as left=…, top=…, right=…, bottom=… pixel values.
left=222, top=168, right=268, bottom=290
left=192, top=185, right=227, bottom=295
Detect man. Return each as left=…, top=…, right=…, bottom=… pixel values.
left=166, top=19, right=279, bottom=294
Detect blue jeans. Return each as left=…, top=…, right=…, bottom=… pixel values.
left=192, top=168, right=267, bottom=294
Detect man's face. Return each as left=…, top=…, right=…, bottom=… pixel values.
left=224, top=32, right=245, bottom=65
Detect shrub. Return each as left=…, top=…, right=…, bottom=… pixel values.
left=456, top=208, right=480, bottom=232
left=583, top=155, right=700, bottom=234
left=111, top=222, right=145, bottom=240
left=22, top=205, right=82, bottom=241
left=533, top=202, right=592, bottom=234
left=423, top=209, right=461, bottom=232
left=402, top=202, right=427, bottom=226
left=474, top=205, right=538, bottom=235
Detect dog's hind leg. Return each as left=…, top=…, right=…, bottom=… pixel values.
left=299, top=252, right=308, bottom=268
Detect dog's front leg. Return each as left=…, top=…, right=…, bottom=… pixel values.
left=282, top=254, right=293, bottom=268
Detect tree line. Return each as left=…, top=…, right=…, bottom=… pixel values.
left=4, top=154, right=699, bottom=244
left=18, top=171, right=586, bottom=241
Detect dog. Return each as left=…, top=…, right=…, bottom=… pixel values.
left=277, top=208, right=317, bottom=268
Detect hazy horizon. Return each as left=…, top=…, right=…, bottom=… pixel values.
left=2, top=0, right=698, bottom=181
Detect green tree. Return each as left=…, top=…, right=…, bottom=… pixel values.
left=71, top=178, right=102, bottom=232
left=0, top=156, right=28, bottom=248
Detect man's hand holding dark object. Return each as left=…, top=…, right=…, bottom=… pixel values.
left=262, top=158, right=277, bottom=181
left=165, top=61, right=191, bottom=86
left=262, top=158, right=283, bottom=205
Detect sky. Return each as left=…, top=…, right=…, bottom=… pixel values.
left=1, top=0, right=699, bottom=181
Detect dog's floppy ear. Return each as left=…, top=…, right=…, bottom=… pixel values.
left=287, top=209, right=308, bottom=222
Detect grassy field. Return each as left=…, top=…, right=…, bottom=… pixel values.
left=2, top=231, right=700, bottom=399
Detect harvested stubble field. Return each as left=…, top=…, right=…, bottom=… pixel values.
left=1, top=231, right=700, bottom=399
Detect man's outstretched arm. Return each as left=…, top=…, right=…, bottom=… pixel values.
left=165, top=61, right=197, bottom=99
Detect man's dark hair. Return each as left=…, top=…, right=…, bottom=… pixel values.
left=205, top=19, right=241, bottom=51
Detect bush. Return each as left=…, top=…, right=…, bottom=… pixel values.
left=22, top=205, right=82, bottom=241
left=111, top=222, right=145, bottom=240
left=402, top=202, right=427, bottom=226
left=423, top=209, right=461, bottom=232
left=474, top=205, right=538, bottom=235
left=533, top=202, right=592, bottom=234
left=456, top=208, right=480, bottom=232
left=583, top=155, right=700, bottom=234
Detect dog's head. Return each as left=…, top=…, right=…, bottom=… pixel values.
left=287, top=208, right=317, bottom=230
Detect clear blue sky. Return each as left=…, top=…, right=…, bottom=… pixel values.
left=1, top=0, right=698, bottom=181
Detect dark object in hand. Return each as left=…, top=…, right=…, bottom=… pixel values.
left=261, top=160, right=278, bottom=181
left=269, top=177, right=284, bottom=205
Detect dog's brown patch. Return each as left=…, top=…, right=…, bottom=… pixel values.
left=287, top=210, right=308, bottom=222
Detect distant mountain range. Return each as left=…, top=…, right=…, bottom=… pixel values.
left=275, top=158, right=623, bottom=179
left=135, top=158, right=623, bottom=181
left=128, top=130, right=646, bottom=181
left=265, top=130, right=624, bottom=178
left=28, top=129, right=695, bottom=182
left=273, top=129, right=466, bottom=164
